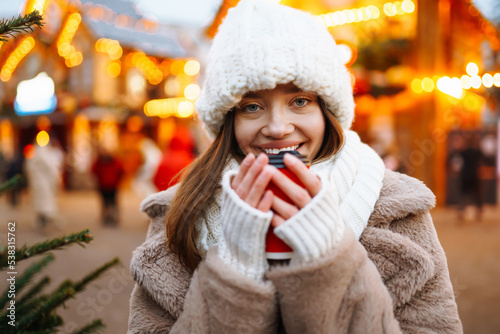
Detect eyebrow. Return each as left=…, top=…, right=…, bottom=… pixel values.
left=242, top=86, right=313, bottom=99
left=284, top=86, right=304, bottom=94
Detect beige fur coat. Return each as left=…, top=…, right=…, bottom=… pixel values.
left=128, top=170, right=462, bottom=333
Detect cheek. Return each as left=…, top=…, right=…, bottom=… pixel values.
left=302, top=112, right=325, bottom=145
left=234, top=116, right=257, bottom=151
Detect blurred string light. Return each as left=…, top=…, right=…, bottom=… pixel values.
left=410, top=66, right=500, bottom=98
left=126, top=52, right=163, bottom=85
left=144, top=98, right=194, bottom=118
left=184, top=83, right=201, bottom=100
left=0, top=37, right=36, bottom=82
left=317, top=0, right=415, bottom=28
left=36, top=130, right=50, bottom=147
left=57, top=13, right=83, bottom=68
left=184, top=60, right=201, bottom=76
left=77, top=1, right=159, bottom=33
left=25, top=0, right=48, bottom=15
left=96, top=38, right=124, bottom=78
left=95, top=38, right=123, bottom=60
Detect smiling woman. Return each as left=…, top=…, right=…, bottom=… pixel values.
left=234, top=83, right=327, bottom=160
left=128, top=0, right=462, bottom=333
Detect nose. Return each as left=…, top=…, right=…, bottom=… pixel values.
left=261, top=110, right=294, bottom=138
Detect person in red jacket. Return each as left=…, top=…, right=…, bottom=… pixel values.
left=92, top=150, right=124, bottom=226
left=153, top=125, right=195, bottom=191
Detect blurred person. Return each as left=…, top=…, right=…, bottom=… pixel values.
left=25, top=139, right=64, bottom=229
left=458, top=134, right=484, bottom=221
left=133, top=137, right=162, bottom=196
left=153, top=125, right=195, bottom=191
left=128, top=1, right=461, bottom=333
left=5, top=151, right=25, bottom=207
left=91, top=149, right=124, bottom=226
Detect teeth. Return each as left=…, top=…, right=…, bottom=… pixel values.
left=262, top=145, right=299, bottom=155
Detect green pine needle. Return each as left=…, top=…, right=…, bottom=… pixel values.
left=0, top=254, right=54, bottom=310
left=17, top=287, right=76, bottom=328
left=70, top=319, right=105, bottom=334
left=0, top=10, right=44, bottom=42
left=0, top=174, right=23, bottom=196
left=18, top=276, right=51, bottom=305
left=0, top=229, right=94, bottom=268
left=73, top=257, right=121, bottom=293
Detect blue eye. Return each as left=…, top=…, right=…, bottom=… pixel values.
left=294, top=98, right=308, bottom=107
left=244, top=104, right=260, bottom=112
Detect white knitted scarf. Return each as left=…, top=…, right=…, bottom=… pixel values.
left=194, top=130, right=386, bottom=258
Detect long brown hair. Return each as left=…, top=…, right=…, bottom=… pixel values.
left=166, top=97, right=345, bottom=272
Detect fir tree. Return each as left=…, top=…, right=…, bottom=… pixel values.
left=0, top=10, right=44, bottom=42
left=0, top=176, right=122, bottom=333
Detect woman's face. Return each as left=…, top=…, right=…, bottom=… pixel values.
left=234, top=83, right=325, bottom=160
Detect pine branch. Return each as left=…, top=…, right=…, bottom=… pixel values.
left=26, top=312, right=63, bottom=332
left=73, top=257, right=121, bottom=292
left=0, top=174, right=23, bottom=196
left=70, top=319, right=105, bottom=334
left=0, top=11, right=44, bottom=42
left=17, top=287, right=76, bottom=328
left=0, top=229, right=93, bottom=268
left=15, top=295, right=48, bottom=318
left=18, top=276, right=50, bottom=305
left=0, top=254, right=54, bottom=310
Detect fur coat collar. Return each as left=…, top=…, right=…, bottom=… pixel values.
left=130, top=170, right=437, bottom=319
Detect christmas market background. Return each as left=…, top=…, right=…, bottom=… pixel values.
left=0, top=0, right=499, bottom=333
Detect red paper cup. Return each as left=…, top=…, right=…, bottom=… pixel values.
left=265, top=151, right=310, bottom=260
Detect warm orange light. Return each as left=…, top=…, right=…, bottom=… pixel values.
left=23, top=144, right=35, bottom=159
left=466, top=63, right=479, bottom=76
left=36, top=130, right=50, bottom=147
left=144, top=98, right=194, bottom=118
left=184, top=60, right=200, bottom=76
left=184, top=83, right=200, bottom=100
left=482, top=73, right=493, bottom=88
left=126, top=115, right=144, bottom=132
left=58, top=13, right=83, bottom=67
left=411, top=78, right=423, bottom=93
left=1, top=37, right=35, bottom=82
left=383, top=3, right=397, bottom=17
left=493, top=73, right=500, bottom=87
left=107, top=61, right=121, bottom=77
left=170, top=60, right=185, bottom=76
left=421, top=77, right=435, bottom=92
left=36, top=116, right=51, bottom=131
left=318, top=1, right=406, bottom=28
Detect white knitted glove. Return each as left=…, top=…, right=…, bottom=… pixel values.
left=217, top=171, right=273, bottom=282
left=274, top=177, right=345, bottom=265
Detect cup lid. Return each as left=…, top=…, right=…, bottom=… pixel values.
left=267, top=150, right=311, bottom=168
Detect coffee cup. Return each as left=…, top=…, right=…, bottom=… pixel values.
left=265, top=151, right=310, bottom=260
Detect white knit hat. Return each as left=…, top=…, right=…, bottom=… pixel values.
left=195, top=0, right=355, bottom=137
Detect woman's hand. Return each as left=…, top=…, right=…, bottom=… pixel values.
left=270, top=153, right=322, bottom=227
left=231, top=153, right=276, bottom=213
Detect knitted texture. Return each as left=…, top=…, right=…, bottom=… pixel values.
left=195, top=130, right=385, bottom=276
left=195, top=0, right=355, bottom=137
left=274, top=177, right=345, bottom=265
left=217, top=171, right=273, bottom=281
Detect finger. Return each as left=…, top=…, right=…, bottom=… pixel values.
left=284, top=153, right=322, bottom=197
left=271, top=214, right=286, bottom=228
left=246, top=165, right=276, bottom=208
left=235, top=153, right=268, bottom=200
left=256, top=190, right=274, bottom=212
left=271, top=194, right=300, bottom=220
left=231, top=153, right=255, bottom=189
left=271, top=169, right=311, bottom=208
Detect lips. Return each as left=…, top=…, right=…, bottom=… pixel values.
left=261, top=145, right=299, bottom=155
left=256, top=142, right=305, bottom=155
